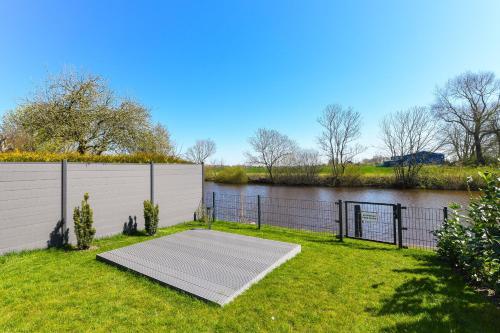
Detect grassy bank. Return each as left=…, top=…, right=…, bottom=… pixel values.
left=207, top=165, right=497, bottom=190
left=1, top=221, right=498, bottom=332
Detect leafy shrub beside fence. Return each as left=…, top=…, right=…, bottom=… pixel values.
left=0, top=151, right=186, bottom=164
left=214, top=166, right=248, bottom=184
left=73, top=193, right=96, bottom=250
left=435, top=172, right=500, bottom=294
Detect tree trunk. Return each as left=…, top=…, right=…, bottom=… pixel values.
left=77, top=142, right=87, bottom=155
left=473, top=133, right=485, bottom=165
left=496, top=130, right=500, bottom=157
left=267, top=166, right=274, bottom=183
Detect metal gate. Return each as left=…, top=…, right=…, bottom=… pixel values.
left=344, top=201, right=404, bottom=246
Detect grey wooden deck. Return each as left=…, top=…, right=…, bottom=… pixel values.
left=96, top=229, right=301, bottom=306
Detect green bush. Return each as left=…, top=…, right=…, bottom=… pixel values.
left=435, top=172, right=500, bottom=294
left=73, top=193, right=96, bottom=250
left=144, top=200, right=159, bottom=236
left=214, top=166, right=248, bottom=184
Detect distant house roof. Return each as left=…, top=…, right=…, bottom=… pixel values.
left=382, top=151, right=444, bottom=167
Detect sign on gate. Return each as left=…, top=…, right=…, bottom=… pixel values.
left=361, top=211, right=378, bottom=223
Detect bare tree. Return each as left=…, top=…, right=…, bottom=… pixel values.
left=167, top=141, right=184, bottom=160
left=274, top=148, right=322, bottom=184
left=380, top=106, right=440, bottom=186
left=185, top=139, right=216, bottom=163
left=293, top=149, right=322, bottom=183
left=245, top=128, right=297, bottom=182
left=433, top=71, right=500, bottom=165
left=209, top=158, right=225, bottom=167
left=439, top=122, right=475, bottom=163
left=317, top=104, right=363, bottom=182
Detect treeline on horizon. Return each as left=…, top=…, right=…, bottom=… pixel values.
left=211, top=70, right=499, bottom=188
left=0, top=69, right=498, bottom=188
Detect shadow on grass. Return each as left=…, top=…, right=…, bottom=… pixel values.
left=334, top=241, right=399, bottom=252
left=95, top=252, right=220, bottom=309
left=210, top=221, right=407, bottom=248
left=256, top=228, right=337, bottom=244
left=123, top=229, right=149, bottom=237
left=367, top=253, right=499, bottom=333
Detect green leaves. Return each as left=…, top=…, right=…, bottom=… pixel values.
left=435, top=171, right=500, bottom=293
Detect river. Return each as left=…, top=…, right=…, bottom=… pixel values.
left=205, top=182, right=472, bottom=208
left=205, top=182, right=475, bottom=249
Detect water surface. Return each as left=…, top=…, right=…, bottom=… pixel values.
left=206, top=182, right=472, bottom=208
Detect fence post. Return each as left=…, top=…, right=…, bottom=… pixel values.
left=443, top=206, right=448, bottom=223
left=61, top=160, right=68, bottom=246
left=211, top=192, right=216, bottom=224
left=392, top=205, right=397, bottom=245
left=257, top=195, right=261, bottom=230
left=150, top=161, right=154, bottom=205
left=354, top=205, right=362, bottom=238
left=337, top=200, right=343, bottom=241
left=397, top=203, right=403, bottom=248
left=344, top=201, right=348, bottom=237
left=201, top=162, right=205, bottom=207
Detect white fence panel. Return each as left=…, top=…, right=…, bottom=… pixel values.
left=0, top=163, right=61, bottom=254
left=0, top=162, right=202, bottom=254
left=154, top=164, right=202, bottom=227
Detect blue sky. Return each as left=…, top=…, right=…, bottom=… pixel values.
left=1, top=0, right=500, bottom=164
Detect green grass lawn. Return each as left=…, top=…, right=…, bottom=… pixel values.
left=1, top=222, right=498, bottom=332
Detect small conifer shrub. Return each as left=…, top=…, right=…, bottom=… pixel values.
left=144, top=200, right=159, bottom=236
left=73, top=193, right=96, bottom=250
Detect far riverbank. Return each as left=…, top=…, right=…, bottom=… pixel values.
left=206, top=165, right=497, bottom=191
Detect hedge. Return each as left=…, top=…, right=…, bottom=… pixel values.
left=0, top=151, right=188, bottom=164
left=435, top=172, right=500, bottom=295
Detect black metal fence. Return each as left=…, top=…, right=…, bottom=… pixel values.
left=401, top=206, right=445, bottom=250
left=206, top=193, right=340, bottom=236
left=204, top=192, right=446, bottom=250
